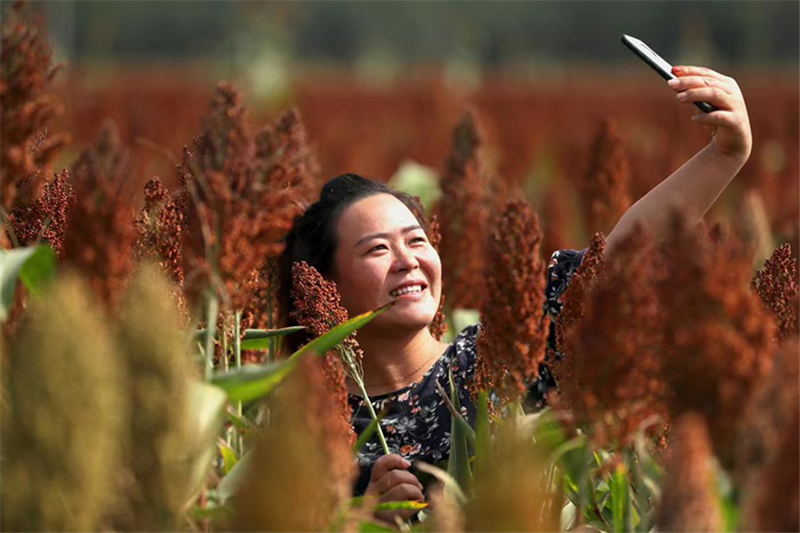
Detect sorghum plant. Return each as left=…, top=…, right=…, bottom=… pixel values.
left=1, top=274, right=124, bottom=532
left=231, top=356, right=356, bottom=531
left=656, top=413, right=723, bottom=533
left=752, top=242, right=799, bottom=339
left=658, top=214, right=777, bottom=468
left=474, top=199, right=548, bottom=404
left=61, top=123, right=137, bottom=311
left=0, top=0, right=68, bottom=215
left=577, top=119, right=631, bottom=236
left=437, top=110, right=493, bottom=311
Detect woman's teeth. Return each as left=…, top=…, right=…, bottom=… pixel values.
left=390, top=284, right=423, bottom=297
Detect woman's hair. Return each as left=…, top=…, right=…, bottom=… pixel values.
left=277, top=173, right=431, bottom=341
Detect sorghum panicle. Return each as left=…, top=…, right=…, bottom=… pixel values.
left=474, top=199, right=548, bottom=403
left=578, top=119, right=632, bottom=235
left=553, top=226, right=666, bottom=446
left=0, top=0, right=68, bottom=212
left=658, top=214, right=777, bottom=467
left=1, top=273, right=124, bottom=532
left=752, top=243, right=799, bottom=338
left=232, top=356, right=356, bottom=531
left=656, top=413, right=723, bottom=533
left=290, top=260, right=359, bottom=442
left=61, top=123, right=137, bottom=311
left=178, top=84, right=314, bottom=313
left=6, top=168, right=74, bottom=256
left=437, top=110, right=492, bottom=310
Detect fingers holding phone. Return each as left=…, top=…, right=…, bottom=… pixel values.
left=669, top=65, right=752, bottom=160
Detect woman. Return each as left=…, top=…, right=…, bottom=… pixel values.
left=279, top=65, right=752, bottom=521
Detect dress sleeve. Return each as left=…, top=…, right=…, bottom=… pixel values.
left=524, top=248, right=588, bottom=410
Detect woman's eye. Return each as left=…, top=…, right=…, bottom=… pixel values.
left=410, top=237, right=427, bottom=245
left=369, top=244, right=388, bottom=253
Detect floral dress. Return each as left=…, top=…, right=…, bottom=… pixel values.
left=349, top=248, right=587, bottom=496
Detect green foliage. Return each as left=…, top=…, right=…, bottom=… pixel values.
left=0, top=244, right=56, bottom=320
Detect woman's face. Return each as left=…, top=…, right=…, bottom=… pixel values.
left=332, top=193, right=442, bottom=331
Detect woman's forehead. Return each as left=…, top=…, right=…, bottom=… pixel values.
left=337, top=194, right=419, bottom=236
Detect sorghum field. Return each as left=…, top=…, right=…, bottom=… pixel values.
left=2, top=2, right=799, bottom=532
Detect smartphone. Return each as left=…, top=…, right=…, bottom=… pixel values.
left=620, top=34, right=717, bottom=113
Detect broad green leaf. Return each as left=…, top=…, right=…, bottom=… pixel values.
left=434, top=380, right=476, bottom=445
left=188, top=504, right=234, bottom=521
left=474, top=390, right=491, bottom=476
left=446, top=367, right=472, bottom=493
left=240, top=326, right=305, bottom=350
left=373, top=501, right=428, bottom=511
left=226, top=407, right=257, bottom=431
left=610, top=462, right=631, bottom=533
left=359, top=521, right=397, bottom=533
left=354, top=407, right=389, bottom=454
left=212, top=360, right=295, bottom=403
left=288, top=302, right=394, bottom=362
left=217, top=439, right=239, bottom=475
left=217, top=449, right=253, bottom=504
left=186, top=382, right=228, bottom=500
left=0, top=245, right=56, bottom=320
left=212, top=303, right=392, bottom=404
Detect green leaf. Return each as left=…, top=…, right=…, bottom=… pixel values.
left=610, top=462, right=631, bottom=533
left=226, top=407, right=257, bottom=431
left=373, top=501, right=428, bottom=511
left=240, top=326, right=305, bottom=350
left=446, top=367, right=473, bottom=493
left=359, top=521, right=397, bottom=533
left=186, top=382, right=228, bottom=499
left=0, top=245, right=56, bottom=321
left=288, top=302, right=394, bottom=362
left=434, top=380, right=476, bottom=445
left=212, top=303, right=392, bottom=404
left=217, top=440, right=239, bottom=475
left=354, top=407, right=389, bottom=454
left=474, top=390, right=491, bottom=476
left=188, top=504, right=234, bottom=521
left=211, top=360, right=295, bottom=403
left=217, top=449, right=253, bottom=504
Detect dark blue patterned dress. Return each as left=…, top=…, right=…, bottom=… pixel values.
left=349, top=248, right=587, bottom=495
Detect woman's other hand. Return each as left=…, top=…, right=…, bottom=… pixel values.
left=365, top=454, right=425, bottom=524
left=668, top=65, right=752, bottom=161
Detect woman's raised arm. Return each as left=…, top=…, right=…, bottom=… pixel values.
left=606, top=65, right=752, bottom=254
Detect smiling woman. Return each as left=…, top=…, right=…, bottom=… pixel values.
left=277, top=173, right=567, bottom=519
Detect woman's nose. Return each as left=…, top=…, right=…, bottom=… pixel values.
left=393, top=246, right=420, bottom=272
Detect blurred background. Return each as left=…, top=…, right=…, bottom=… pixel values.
left=36, top=0, right=800, bottom=249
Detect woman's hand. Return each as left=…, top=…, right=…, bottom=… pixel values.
left=365, top=454, right=425, bottom=524
left=668, top=65, right=752, bottom=161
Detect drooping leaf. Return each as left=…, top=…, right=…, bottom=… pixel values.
left=240, top=326, right=305, bottom=350
left=211, top=303, right=394, bottom=403
left=217, top=440, right=239, bottom=475
left=186, top=382, right=228, bottom=499
left=0, top=245, right=57, bottom=320
left=373, top=501, right=428, bottom=512
left=217, top=449, right=252, bottom=504
left=445, top=367, right=472, bottom=493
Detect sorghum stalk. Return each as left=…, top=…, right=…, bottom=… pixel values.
left=338, top=344, right=390, bottom=455
left=204, top=292, right=218, bottom=381
left=234, top=309, right=243, bottom=456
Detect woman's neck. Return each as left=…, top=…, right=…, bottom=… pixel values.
left=347, top=327, right=446, bottom=397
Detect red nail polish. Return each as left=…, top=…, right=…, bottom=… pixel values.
left=672, top=66, right=684, bottom=75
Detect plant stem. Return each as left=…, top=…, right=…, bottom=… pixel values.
left=351, top=371, right=390, bottom=455
left=204, top=293, right=219, bottom=381
left=234, top=310, right=243, bottom=456
left=266, top=288, right=275, bottom=363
